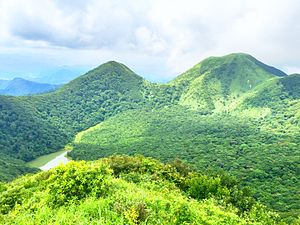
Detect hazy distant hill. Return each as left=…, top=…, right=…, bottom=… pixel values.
left=0, top=79, right=9, bottom=89
left=0, top=78, right=60, bottom=96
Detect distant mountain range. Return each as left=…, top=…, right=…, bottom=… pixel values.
left=0, top=65, right=89, bottom=85
left=0, top=78, right=60, bottom=96
left=0, top=79, right=9, bottom=89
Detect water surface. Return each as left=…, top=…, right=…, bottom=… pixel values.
left=40, top=151, right=70, bottom=171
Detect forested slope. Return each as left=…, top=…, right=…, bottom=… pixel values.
left=0, top=53, right=299, bottom=222
left=0, top=156, right=287, bottom=225
left=69, top=54, right=300, bottom=220
left=70, top=107, right=300, bottom=218
left=0, top=62, right=148, bottom=180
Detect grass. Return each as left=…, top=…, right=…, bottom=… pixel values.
left=26, top=149, right=69, bottom=168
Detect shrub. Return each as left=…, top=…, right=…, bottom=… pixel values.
left=46, top=161, right=112, bottom=206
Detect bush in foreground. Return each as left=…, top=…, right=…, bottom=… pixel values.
left=0, top=155, right=287, bottom=224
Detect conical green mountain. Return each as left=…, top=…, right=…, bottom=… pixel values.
left=0, top=61, right=148, bottom=180
left=61, top=61, right=144, bottom=94
left=171, top=53, right=287, bottom=111
left=33, top=61, right=146, bottom=133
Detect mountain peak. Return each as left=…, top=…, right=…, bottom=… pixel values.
left=61, top=60, right=144, bottom=96
left=12, top=77, right=27, bottom=82
left=173, top=53, right=286, bottom=84
left=99, top=60, right=130, bottom=69
left=199, top=53, right=283, bottom=76
left=171, top=53, right=287, bottom=111
left=103, top=60, right=124, bottom=66
left=207, top=52, right=252, bottom=61
left=87, top=61, right=138, bottom=78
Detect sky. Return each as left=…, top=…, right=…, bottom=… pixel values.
left=0, top=0, right=299, bottom=82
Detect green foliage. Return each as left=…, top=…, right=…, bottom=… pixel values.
left=187, top=175, right=227, bottom=200
left=46, top=161, right=112, bottom=206
left=171, top=53, right=285, bottom=112
left=0, top=61, right=180, bottom=177
left=0, top=153, right=38, bottom=182
left=0, top=61, right=151, bottom=180
left=70, top=107, right=300, bottom=220
left=280, top=74, right=300, bottom=99
left=0, top=96, right=68, bottom=162
left=0, top=156, right=286, bottom=224
left=0, top=53, right=298, bottom=223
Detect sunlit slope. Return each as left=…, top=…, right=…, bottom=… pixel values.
left=70, top=106, right=299, bottom=217
left=0, top=53, right=290, bottom=170
left=170, top=53, right=286, bottom=112
left=0, top=52, right=299, bottom=223
left=0, top=60, right=180, bottom=180
left=241, top=74, right=300, bottom=134
left=0, top=156, right=285, bottom=224
left=69, top=66, right=300, bottom=216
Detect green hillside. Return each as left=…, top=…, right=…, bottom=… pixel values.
left=0, top=153, right=38, bottom=181
left=69, top=54, right=299, bottom=221
left=171, top=53, right=286, bottom=112
left=0, top=60, right=180, bottom=174
left=0, top=156, right=287, bottom=225
left=30, top=61, right=147, bottom=134
left=69, top=107, right=300, bottom=219
left=0, top=60, right=181, bottom=177
left=0, top=53, right=299, bottom=222
left=280, top=74, right=300, bottom=99
left=0, top=96, right=67, bottom=161
left=0, top=62, right=149, bottom=180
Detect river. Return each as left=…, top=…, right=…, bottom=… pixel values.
left=40, top=151, right=71, bottom=171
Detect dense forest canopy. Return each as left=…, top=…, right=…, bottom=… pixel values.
left=0, top=53, right=299, bottom=223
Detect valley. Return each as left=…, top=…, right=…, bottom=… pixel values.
left=0, top=53, right=299, bottom=223
left=27, top=149, right=71, bottom=170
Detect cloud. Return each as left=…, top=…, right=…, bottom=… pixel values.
left=0, top=0, right=299, bottom=80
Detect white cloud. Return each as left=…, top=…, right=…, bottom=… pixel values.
left=0, top=0, right=299, bottom=80
left=284, top=67, right=300, bottom=75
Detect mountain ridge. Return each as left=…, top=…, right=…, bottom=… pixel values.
left=168, top=53, right=288, bottom=112
left=0, top=52, right=297, bottom=170
left=0, top=52, right=299, bottom=222
left=0, top=79, right=9, bottom=89
left=0, top=77, right=60, bottom=96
